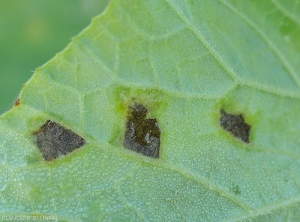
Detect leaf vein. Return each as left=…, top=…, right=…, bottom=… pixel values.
left=219, top=0, right=300, bottom=89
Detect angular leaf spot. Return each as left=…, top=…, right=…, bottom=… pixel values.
left=220, top=109, right=250, bottom=143
left=33, top=120, right=86, bottom=161
left=124, top=103, right=161, bottom=158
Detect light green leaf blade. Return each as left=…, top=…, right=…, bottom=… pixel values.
left=1, top=0, right=300, bottom=221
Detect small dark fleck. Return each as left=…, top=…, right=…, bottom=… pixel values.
left=14, top=98, right=20, bottom=106
left=230, top=183, right=241, bottom=195
left=124, top=103, right=161, bottom=158
left=220, top=109, right=250, bottom=143
left=33, top=120, right=86, bottom=161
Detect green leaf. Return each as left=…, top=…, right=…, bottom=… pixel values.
left=1, top=0, right=300, bottom=221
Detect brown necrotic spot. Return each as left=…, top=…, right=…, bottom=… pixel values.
left=220, top=109, right=251, bottom=143
left=14, top=98, right=20, bottom=106
left=33, top=120, right=86, bottom=161
left=124, top=103, right=161, bottom=158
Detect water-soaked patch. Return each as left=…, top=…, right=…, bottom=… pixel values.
left=230, top=183, right=241, bottom=196
left=33, top=120, right=86, bottom=161
left=124, top=103, right=161, bottom=158
left=220, top=109, right=250, bottom=143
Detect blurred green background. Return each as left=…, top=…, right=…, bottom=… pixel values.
left=0, top=0, right=110, bottom=114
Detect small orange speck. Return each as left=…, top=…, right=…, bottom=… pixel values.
left=14, top=98, right=20, bottom=106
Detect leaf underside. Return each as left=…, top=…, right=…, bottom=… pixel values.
left=0, top=0, right=300, bottom=221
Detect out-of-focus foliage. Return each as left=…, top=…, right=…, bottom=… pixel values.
left=0, top=0, right=110, bottom=114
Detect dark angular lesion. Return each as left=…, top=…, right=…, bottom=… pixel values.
left=124, top=103, right=161, bottom=158
left=220, top=109, right=251, bottom=143
left=33, top=120, right=86, bottom=161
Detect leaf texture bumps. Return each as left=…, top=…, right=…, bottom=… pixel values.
left=0, top=0, right=300, bottom=221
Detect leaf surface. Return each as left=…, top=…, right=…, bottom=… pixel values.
left=0, top=0, right=300, bottom=221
